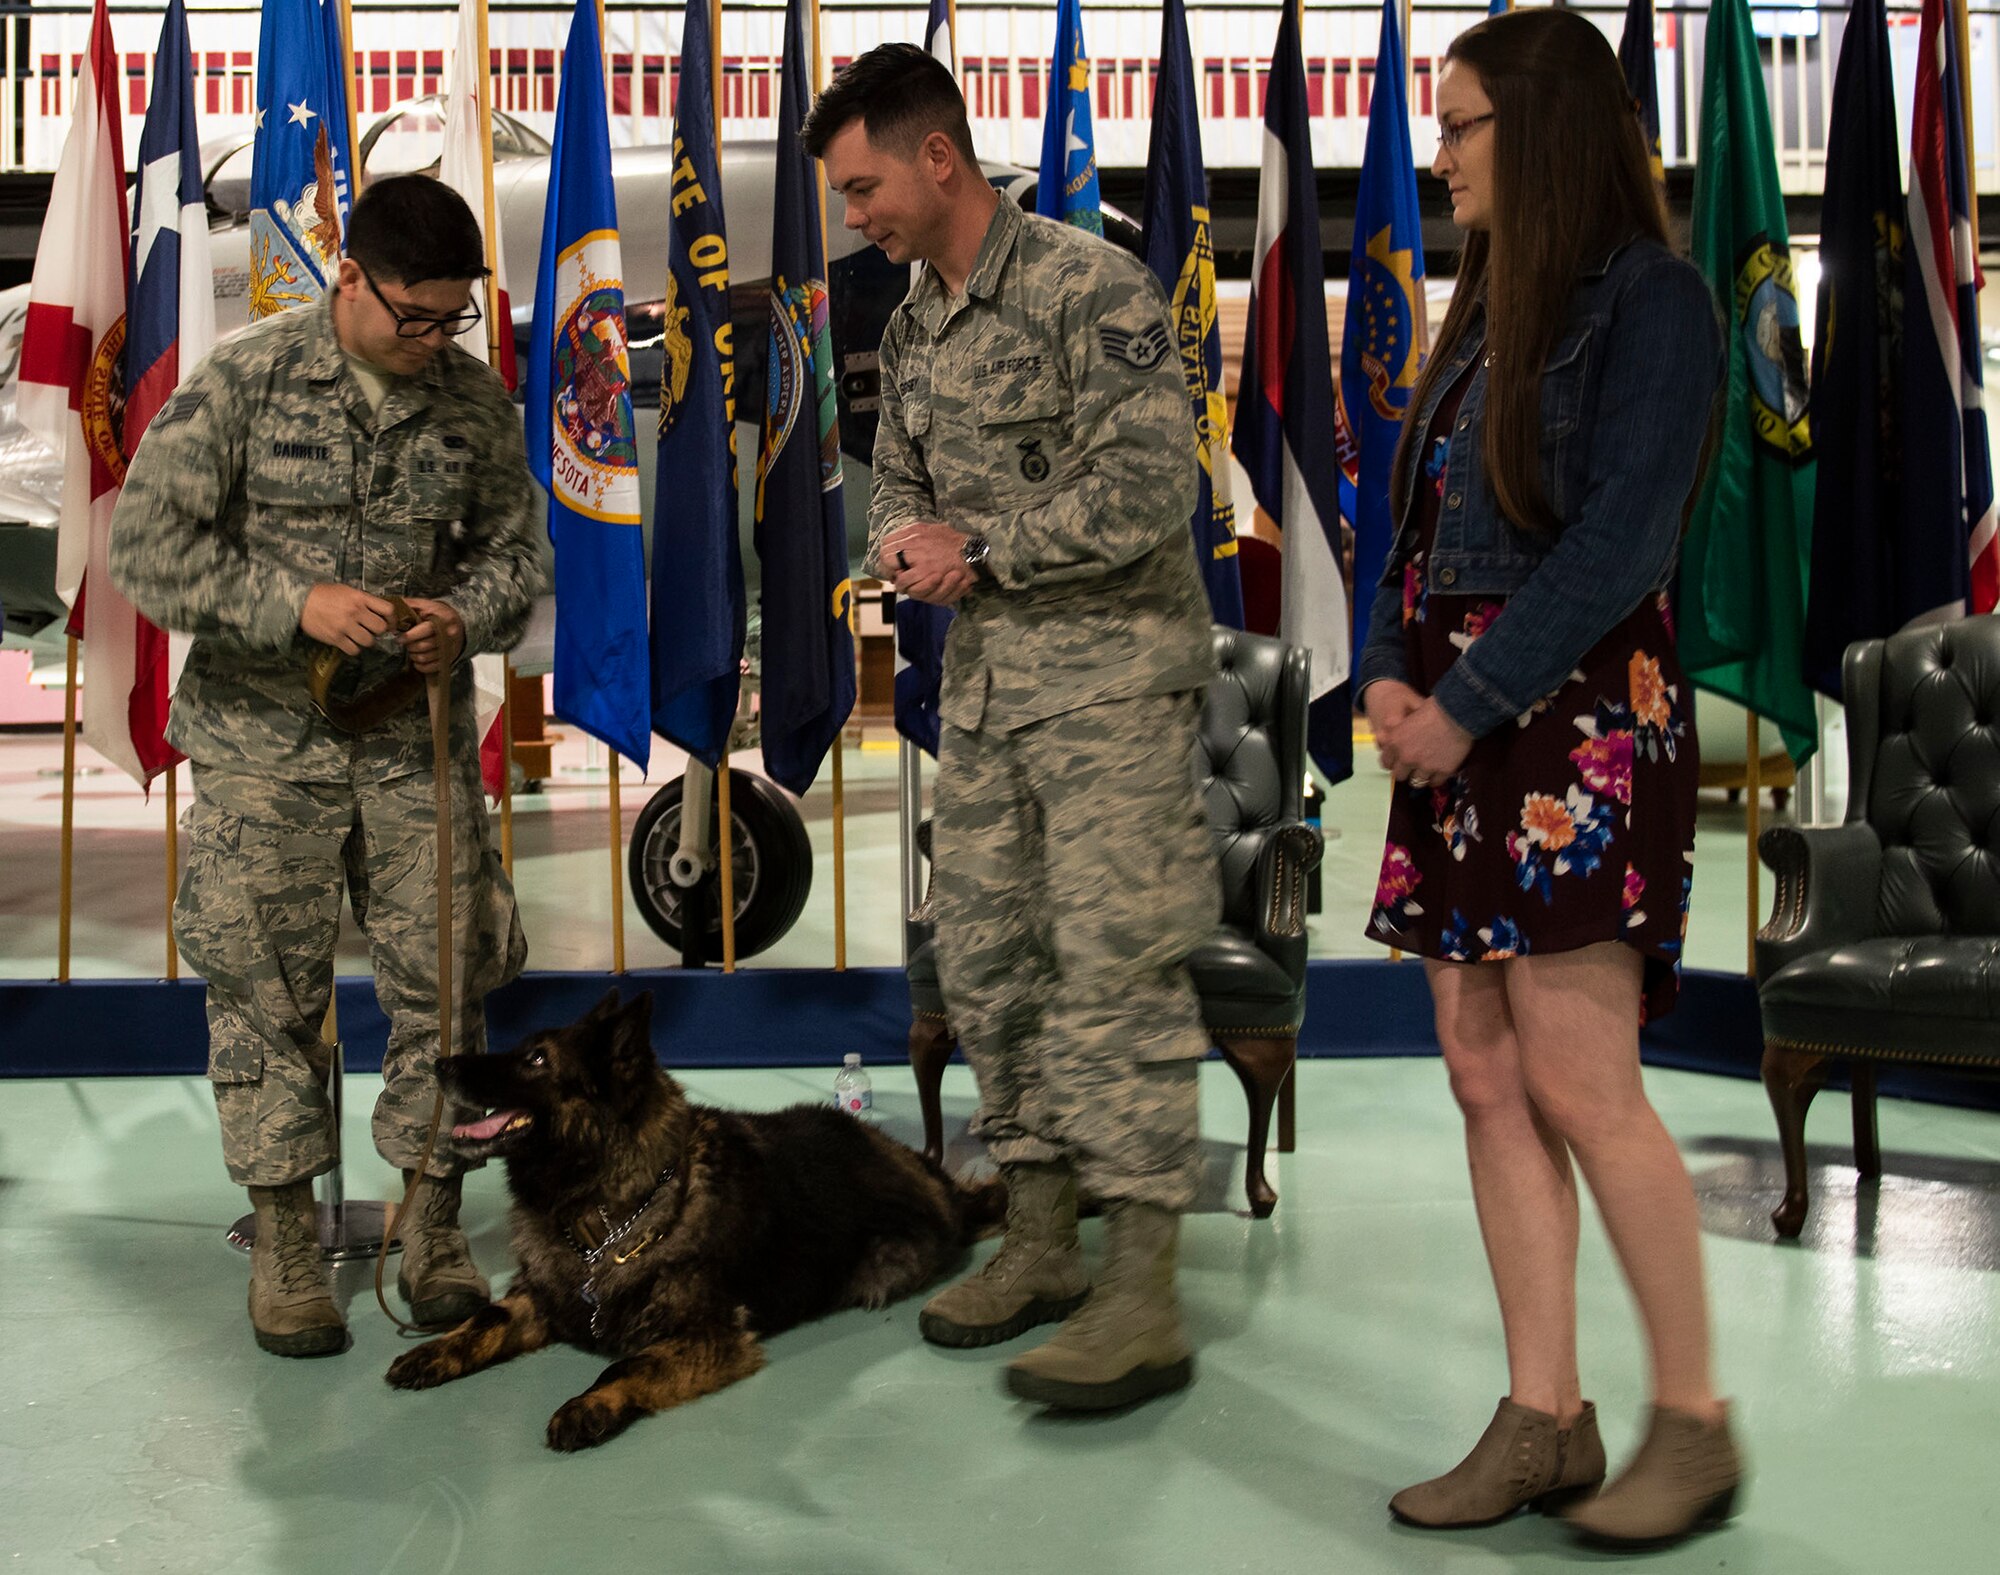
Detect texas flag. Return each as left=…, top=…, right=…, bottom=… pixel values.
left=438, top=0, right=518, bottom=795
left=1231, top=0, right=1351, bottom=784
left=17, top=0, right=165, bottom=789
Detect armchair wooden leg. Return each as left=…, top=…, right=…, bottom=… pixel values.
left=1762, top=1041, right=1831, bottom=1239
left=1277, top=1052, right=1297, bottom=1154
left=1217, top=1035, right=1293, bottom=1220
left=1850, top=1062, right=1882, bottom=1179
left=908, top=1015, right=954, bottom=1164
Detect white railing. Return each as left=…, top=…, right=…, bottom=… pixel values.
left=5, top=2, right=1998, bottom=195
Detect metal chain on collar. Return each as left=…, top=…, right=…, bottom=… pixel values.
left=560, top=1164, right=677, bottom=1340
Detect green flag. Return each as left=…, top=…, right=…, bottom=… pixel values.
left=1680, top=0, right=1818, bottom=762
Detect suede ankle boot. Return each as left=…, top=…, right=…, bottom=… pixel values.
left=1390, top=1399, right=1606, bottom=1528
left=1564, top=1403, right=1743, bottom=1549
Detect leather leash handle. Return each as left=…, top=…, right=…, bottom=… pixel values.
left=375, top=666, right=457, bottom=1336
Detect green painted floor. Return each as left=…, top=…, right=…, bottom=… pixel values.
left=5, top=1058, right=1996, bottom=1574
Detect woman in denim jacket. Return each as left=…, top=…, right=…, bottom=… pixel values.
left=1356, top=10, right=1740, bottom=1549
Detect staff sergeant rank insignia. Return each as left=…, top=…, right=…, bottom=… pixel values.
left=1099, top=321, right=1172, bottom=372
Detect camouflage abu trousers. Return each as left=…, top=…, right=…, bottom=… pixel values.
left=175, top=758, right=527, bottom=1187
left=933, top=690, right=1220, bottom=1212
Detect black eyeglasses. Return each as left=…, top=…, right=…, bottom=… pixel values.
left=358, top=263, right=483, bottom=339
left=1437, top=113, right=1496, bottom=151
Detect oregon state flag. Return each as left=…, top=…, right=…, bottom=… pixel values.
left=756, top=0, right=855, bottom=796
left=651, top=0, right=744, bottom=768
left=1037, top=0, right=1102, bottom=234
left=1144, top=0, right=1244, bottom=629
left=1338, top=0, right=1427, bottom=674
left=527, top=0, right=650, bottom=770
left=247, top=0, right=351, bottom=318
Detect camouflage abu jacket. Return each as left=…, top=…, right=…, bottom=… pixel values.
left=109, top=292, right=542, bottom=781
left=866, top=195, right=1215, bottom=733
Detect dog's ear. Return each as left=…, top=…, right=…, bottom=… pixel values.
left=584, top=986, right=623, bottom=1024
left=605, top=992, right=656, bottom=1081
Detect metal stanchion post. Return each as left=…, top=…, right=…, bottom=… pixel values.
left=226, top=1032, right=396, bottom=1262
left=899, top=737, right=923, bottom=965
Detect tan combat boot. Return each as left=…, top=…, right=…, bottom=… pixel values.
left=1390, top=1399, right=1607, bottom=1528
left=395, top=1171, right=490, bottom=1330
left=1564, top=1403, right=1744, bottom=1550
left=918, top=1163, right=1089, bottom=1348
left=246, top=1180, right=347, bottom=1358
left=1004, top=1201, right=1193, bottom=1410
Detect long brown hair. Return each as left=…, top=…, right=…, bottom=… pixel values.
left=1389, top=9, right=1669, bottom=534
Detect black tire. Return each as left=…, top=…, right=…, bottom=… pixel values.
left=626, top=769, right=813, bottom=960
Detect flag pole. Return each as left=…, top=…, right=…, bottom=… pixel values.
left=610, top=753, right=627, bottom=972
left=58, top=635, right=78, bottom=982
left=1952, top=0, right=1979, bottom=256
left=336, top=0, right=360, bottom=180
left=165, top=767, right=179, bottom=979
left=710, top=0, right=736, bottom=974
left=477, top=0, right=501, bottom=357
left=498, top=662, right=515, bottom=874
left=808, top=0, right=849, bottom=972
left=1745, top=711, right=1762, bottom=974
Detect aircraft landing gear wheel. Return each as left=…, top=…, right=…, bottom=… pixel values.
left=627, top=769, right=813, bottom=960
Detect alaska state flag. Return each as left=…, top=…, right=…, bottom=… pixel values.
left=650, top=0, right=744, bottom=767
left=1037, top=0, right=1102, bottom=234
left=248, top=0, right=351, bottom=318
left=1339, top=0, right=1426, bottom=677
left=756, top=0, right=855, bottom=795
left=527, top=0, right=650, bottom=769
left=1233, top=1, right=1351, bottom=784
left=1901, top=0, right=1997, bottom=617
left=1144, top=0, right=1244, bottom=628
left=1803, top=0, right=1922, bottom=696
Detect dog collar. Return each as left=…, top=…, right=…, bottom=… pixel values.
left=562, top=1162, right=678, bottom=1260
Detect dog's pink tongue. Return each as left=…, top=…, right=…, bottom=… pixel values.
left=452, top=1109, right=521, bottom=1141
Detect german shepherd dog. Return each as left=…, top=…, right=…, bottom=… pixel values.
left=385, top=989, right=1004, bottom=1451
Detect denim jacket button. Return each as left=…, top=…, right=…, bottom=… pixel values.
left=1456, top=417, right=1470, bottom=432
left=1439, top=567, right=1458, bottom=587
left=1446, top=491, right=1463, bottom=508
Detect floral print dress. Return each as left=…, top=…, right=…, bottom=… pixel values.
left=1366, top=374, right=1699, bottom=1021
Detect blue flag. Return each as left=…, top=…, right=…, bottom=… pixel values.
left=893, top=0, right=959, bottom=758
left=1036, top=0, right=1102, bottom=234
left=1144, top=0, right=1244, bottom=630
left=316, top=0, right=354, bottom=232
left=650, top=0, right=742, bottom=766
left=1618, top=0, right=1664, bottom=182
left=527, top=0, right=650, bottom=770
left=1803, top=0, right=1916, bottom=695
left=1234, top=1, right=1352, bottom=784
left=1338, top=0, right=1426, bottom=675
left=248, top=0, right=351, bottom=317
left=755, top=0, right=855, bottom=796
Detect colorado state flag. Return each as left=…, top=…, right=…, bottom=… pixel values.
left=527, top=0, right=650, bottom=770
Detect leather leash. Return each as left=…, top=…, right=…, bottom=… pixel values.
left=372, top=660, right=457, bottom=1337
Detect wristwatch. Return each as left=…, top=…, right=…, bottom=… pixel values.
left=960, top=534, right=992, bottom=577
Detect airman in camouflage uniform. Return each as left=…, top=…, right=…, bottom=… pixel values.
left=809, top=44, right=1220, bottom=1412
left=109, top=177, right=539, bottom=1356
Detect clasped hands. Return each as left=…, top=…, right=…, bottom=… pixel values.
left=301, top=583, right=464, bottom=675
left=1364, top=680, right=1475, bottom=790
left=878, top=520, right=976, bottom=607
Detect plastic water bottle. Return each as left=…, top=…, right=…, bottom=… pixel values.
left=834, top=1053, right=873, bottom=1116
